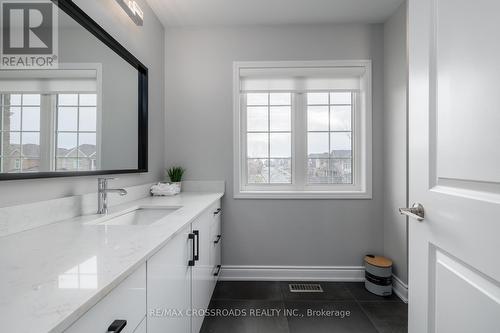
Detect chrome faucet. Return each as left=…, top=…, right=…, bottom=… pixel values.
left=97, top=178, right=128, bottom=214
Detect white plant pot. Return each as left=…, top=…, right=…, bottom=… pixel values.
left=171, top=182, right=182, bottom=194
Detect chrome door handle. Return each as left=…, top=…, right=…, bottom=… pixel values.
left=399, top=203, right=425, bottom=221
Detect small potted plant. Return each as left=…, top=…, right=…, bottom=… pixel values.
left=166, top=166, right=185, bottom=194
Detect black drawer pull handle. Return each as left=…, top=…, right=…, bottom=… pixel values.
left=213, top=265, right=222, bottom=276
left=214, top=235, right=222, bottom=244
left=188, top=233, right=195, bottom=266
left=107, top=320, right=127, bottom=333
left=193, top=230, right=200, bottom=261
left=214, top=208, right=222, bottom=215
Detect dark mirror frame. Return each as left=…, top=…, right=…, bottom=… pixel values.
left=0, top=0, right=148, bottom=181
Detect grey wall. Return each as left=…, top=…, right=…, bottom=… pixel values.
left=59, top=14, right=139, bottom=170
left=165, top=24, right=385, bottom=267
left=383, top=3, right=408, bottom=284
left=0, top=0, right=164, bottom=208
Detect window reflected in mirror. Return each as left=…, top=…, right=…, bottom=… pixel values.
left=56, top=93, right=98, bottom=172
left=0, top=92, right=98, bottom=173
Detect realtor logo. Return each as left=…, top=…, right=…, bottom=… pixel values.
left=1, top=1, right=58, bottom=68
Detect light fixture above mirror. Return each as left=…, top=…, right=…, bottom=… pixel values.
left=116, top=0, right=144, bottom=26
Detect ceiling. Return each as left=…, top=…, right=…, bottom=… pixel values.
left=145, top=0, right=405, bottom=27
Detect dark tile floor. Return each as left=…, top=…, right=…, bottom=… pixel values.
left=201, top=281, right=407, bottom=333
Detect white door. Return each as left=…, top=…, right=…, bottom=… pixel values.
left=147, top=224, right=192, bottom=333
left=408, top=0, right=500, bottom=332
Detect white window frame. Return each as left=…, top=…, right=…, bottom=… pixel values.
left=233, top=60, right=372, bottom=199
left=0, top=63, right=102, bottom=173
left=54, top=92, right=100, bottom=171
left=52, top=63, right=103, bottom=171
left=0, top=93, right=43, bottom=173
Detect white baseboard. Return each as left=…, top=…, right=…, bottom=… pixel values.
left=392, top=274, right=408, bottom=303
left=220, top=265, right=365, bottom=282
left=220, top=265, right=409, bottom=303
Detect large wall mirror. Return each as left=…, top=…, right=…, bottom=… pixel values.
left=0, top=0, right=148, bottom=180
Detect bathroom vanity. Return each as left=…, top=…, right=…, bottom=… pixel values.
left=0, top=187, right=224, bottom=333
left=0, top=1, right=225, bottom=332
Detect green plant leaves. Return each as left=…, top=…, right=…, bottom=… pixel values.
left=167, top=166, right=185, bottom=182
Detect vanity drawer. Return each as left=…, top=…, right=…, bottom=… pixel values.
left=65, top=263, right=146, bottom=333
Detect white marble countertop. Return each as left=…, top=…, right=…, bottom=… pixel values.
left=0, top=192, right=224, bottom=333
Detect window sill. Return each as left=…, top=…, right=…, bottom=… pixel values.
left=233, top=190, right=372, bottom=200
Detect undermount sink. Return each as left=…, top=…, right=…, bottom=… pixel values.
left=88, top=207, right=180, bottom=226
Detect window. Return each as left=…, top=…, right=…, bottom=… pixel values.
left=307, top=92, right=353, bottom=184
left=0, top=92, right=98, bottom=173
left=234, top=61, right=372, bottom=199
left=246, top=92, right=292, bottom=184
left=56, top=94, right=98, bottom=171
left=0, top=94, right=41, bottom=173
left=0, top=66, right=101, bottom=173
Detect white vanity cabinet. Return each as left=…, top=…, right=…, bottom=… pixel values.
left=191, top=203, right=217, bottom=333
left=192, top=202, right=222, bottom=332
left=64, top=199, right=222, bottom=333
left=147, top=223, right=192, bottom=333
left=148, top=199, right=222, bottom=333
left=134, top=318, right=147, bottom=333
left=65, top=263, right=146, bottom=333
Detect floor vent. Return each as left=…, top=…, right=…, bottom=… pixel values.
left=289, top=283, right=324, bottom=293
